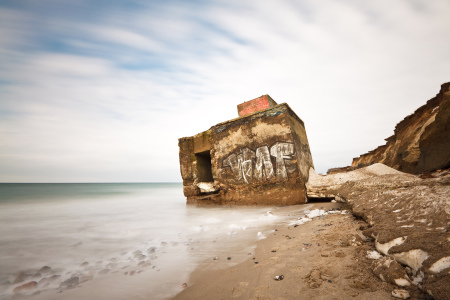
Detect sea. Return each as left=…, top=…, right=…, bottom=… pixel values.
left=0, top=183, right=315, bottom=299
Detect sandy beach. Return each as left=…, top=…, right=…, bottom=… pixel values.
left=173, top=202, right=426, bottom=300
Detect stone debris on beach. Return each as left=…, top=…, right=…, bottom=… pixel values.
left=274, top=275, right=284, bottom=281
left=59, top=277, right=79, bottom=288
left=392, top=289, right=411, bottom=299
left=13, top=281, right=37, bottom=295
left=37, top=266, right=52, bottom=275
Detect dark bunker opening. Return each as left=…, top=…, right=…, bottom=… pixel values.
left=195, top=150, right=214, bottom=182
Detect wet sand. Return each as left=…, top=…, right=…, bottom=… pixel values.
left=172, top=202, right=402, bottom=300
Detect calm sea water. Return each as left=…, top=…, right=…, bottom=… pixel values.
left=0, top=183, right=309, bottom=299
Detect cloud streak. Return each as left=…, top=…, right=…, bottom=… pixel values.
left=1, top=0, right=449, bottom=182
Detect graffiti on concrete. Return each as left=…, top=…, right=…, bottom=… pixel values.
left=222, top=142, right=295, bottom=183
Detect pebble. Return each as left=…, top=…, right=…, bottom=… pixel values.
left=38, top=266, right=52, bottom=275
left=213, top=257, right=219, bottom=260
left=274, top=275, right=284, bottom=281
left=181, top=283, right=188, bottom=288
left=59, top=277, right=79, bottom=288
left=392, top=289, right=410, bottom=299
left=13, top=281, right=37, bottom=295
left=227, top=257, right=231, bottom=260
left=38, top=275, right=61, bottom=286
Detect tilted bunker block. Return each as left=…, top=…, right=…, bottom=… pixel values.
left=178, top=96, right=314, bottom=206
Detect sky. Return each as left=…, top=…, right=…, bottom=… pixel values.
left=0, top=0, right=449, bottom=183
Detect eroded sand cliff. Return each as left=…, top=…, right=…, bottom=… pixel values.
left=350, top=82, right=450, bottom=174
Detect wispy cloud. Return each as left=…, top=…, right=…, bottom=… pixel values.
left=1, top=0, right=449, bottom=182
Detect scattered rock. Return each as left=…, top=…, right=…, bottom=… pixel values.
left=392, top=289, right=410, bottom=299
left=274, top=275, right=284, bottom=281
left=38, top=275, right=61, bottom=286
left=227, top=257, right=231, bottom=260
left=12, top=281, right=37, bottom=295
left=181, top=283, right=188, bottom=288
left=37, top=266, right=52, bottom=275
left=135, top=254, right=147, bottom=261
left=59, top=277, right=79, bottom=288
left=147, top=247, right=157, bottom=254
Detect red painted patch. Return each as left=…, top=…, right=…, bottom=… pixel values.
left=237, top=95, right=277, bottom=117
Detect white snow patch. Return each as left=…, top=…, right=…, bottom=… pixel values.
left=394, top=278, right=411, bottom=287
left=306, top=209, right=326, bottom=218
left=429, top=256, right=450, bottom=273
left=392, top=249, right=429, bottom=273
left=367, top=250, right=383, bottom=260
left=376, top=236, right=407, bottom=255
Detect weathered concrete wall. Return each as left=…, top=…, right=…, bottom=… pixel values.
left=178, top=102, right=314, bottom=206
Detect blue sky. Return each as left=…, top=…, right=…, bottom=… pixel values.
left=1, top=0, right=449, bottom=182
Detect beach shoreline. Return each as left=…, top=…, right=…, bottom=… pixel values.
left=172, top=202, right=426, bottom=300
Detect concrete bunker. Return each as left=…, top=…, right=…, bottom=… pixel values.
left=178, top=95, right=315, bottom=206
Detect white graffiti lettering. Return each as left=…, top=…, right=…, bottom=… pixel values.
left=270, top=142, right=295, bottom=181
left=255, top=146, right=274, bottom=180
left=222, top=142, right=295, bottom=183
